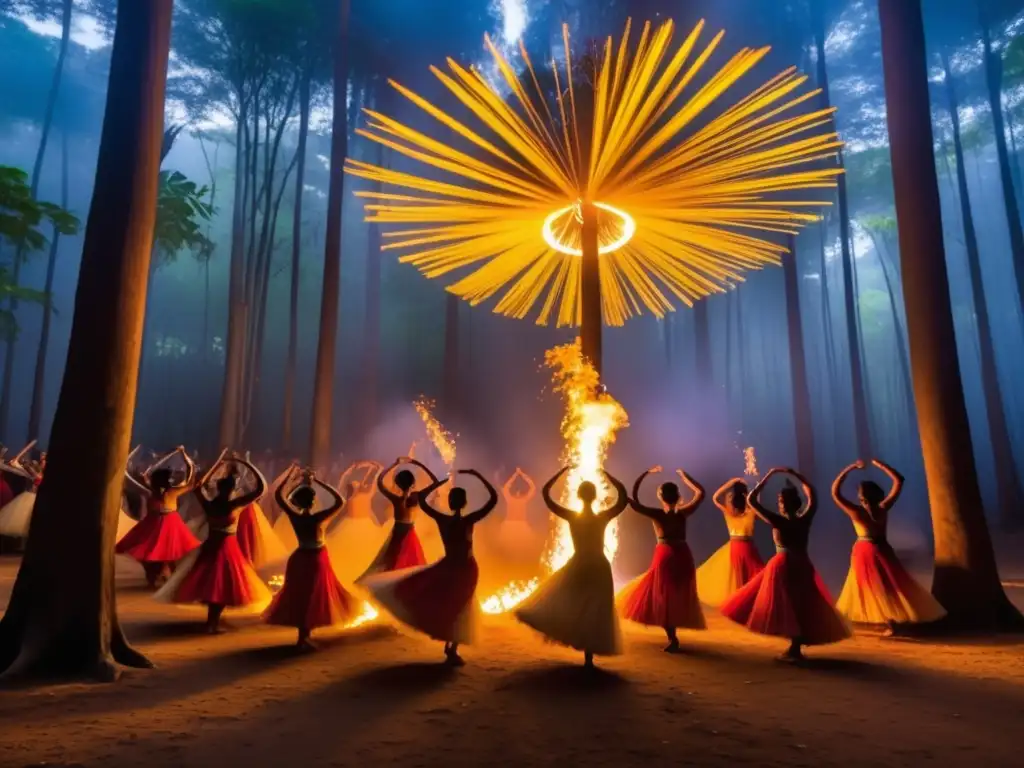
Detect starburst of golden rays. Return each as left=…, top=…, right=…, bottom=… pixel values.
left=344, top=17, right=841, bottom=326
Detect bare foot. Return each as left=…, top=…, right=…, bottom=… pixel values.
left=297, top=638, right=317, bottom=653
left=445, top=653, right=465, bottom=667
left=664, top=640, right=681, bottom=653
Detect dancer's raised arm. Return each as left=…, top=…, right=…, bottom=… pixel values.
left=781, top=468, right=816, bottom=518
left=676, top=469, right=705, bottom=514
left=831, top=461, right=864, bottom=517
left=872, top=458, right=904, bottom=511
left=463, top=470, right=499, bottom=524
left=312, top=474, right=345, bottom=522
left=234, top=457, right=267, bottom=508
left=630, top=467, right=663, bottom=519
left=747, top=468, right=786, bottom=528
left=417, top=474, right=449, bottom=522
left=712, top=478, right=745, bottom=514
left=542, top=466, right=574, bottom=521
left=601, top=470, right=629, bottom=519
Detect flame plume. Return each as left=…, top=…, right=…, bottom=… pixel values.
left=744, top=446, right=759, bottom=476
left=414, top=396, right=457, bottom=466
left=480, top=339, right=628, bottom=614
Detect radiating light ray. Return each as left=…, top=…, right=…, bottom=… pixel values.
left=345, top=18, right=840, bottom=326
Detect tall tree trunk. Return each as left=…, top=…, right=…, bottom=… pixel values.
left=309, top=0, right=351, bottom=468
left=0, top=0, right=171, bottom=680
left=878, top=0, right=1022, bottom=629
left=782, top=237, right=816, bottom=479
left=813, top=0, right=872, bottom=459
left=26, top=130, right=69, bottom=441
left=818, top=224, right=838, bottom=395
left=0, top=0, right=74, bottom=440
left=980, top=11, right=1024, bottom=313
left=283, top=68, right=311, bottom=451
left=865, top=230, right=914, bottom=420
left=218, top=106, right=250, bottom=446
left=442, top=294, right=460, bottom=422
left=944, top=52, right=1024, bottom=529
left=359, top=146, right=383, bottom=447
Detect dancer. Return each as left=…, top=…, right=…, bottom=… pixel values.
left=325, top=461, right=387, bottom=584
left=833, top=459, right=945, bottom=630
left=235, top=459, right=289, bottom=568
left=155, top=453, right=272, bottom=633
left=696, top=478, right=765, bottom=607
left=515, top=466, right=627, bottom=668
left=617, top=466, right=706, bottom=652
left=264, top=466, right=358, bottom=650
left=362, top=468, right=497, bottom=665
left=354, top=456, right=438, bottom=583
left=720, top=467, right=850, bottom=662
left=0, top=447, right=15, bottom=510
left=117, top=446, right=202, bottom=587
left=0, top=440, right=39, bottom=537
left=499, top=468, right=538, bottom=548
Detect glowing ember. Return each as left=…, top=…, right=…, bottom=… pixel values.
left=413, top=396, right=457, bottom=466
left=480, top=578, right=539, bottom=614
left=269, top=574, right=284, bottom=590
left=479, top=339, right=629, bottom=613
left=744, top=446, right=759, bottom=476
left=344, top=601, right=379, bottom=629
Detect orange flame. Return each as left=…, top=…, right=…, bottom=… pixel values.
left=480, top=339, right=629, bottom=614
left=744, top=446, right=759, bottom=476
left=414, top=396, right=457, bottom=466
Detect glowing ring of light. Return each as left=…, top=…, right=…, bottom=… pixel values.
left=542, top=201, right=636, bottom=256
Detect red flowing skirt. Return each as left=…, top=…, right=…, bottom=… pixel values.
left=837, top=540, right=946, bottom=624
left=369, top=556, right=480, bottom=643
left=729, top=538, right=765, bottom=586
left=721, top=549, right=851, bottom=645
left=236, top=504, right=258, bottom=562
left=618, top=541, right=706, bottom=629
left=0, top=476, right=13, bottom=508
left=264, top=547, right=358, bottom=629
left=172, top=534, right=268, bottom=607
left=357, top=524, right=426, bottom=581
left=116, top=510, right=199, bottom=563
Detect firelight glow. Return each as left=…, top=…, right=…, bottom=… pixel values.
left=345, top=17, right=841, bottom=327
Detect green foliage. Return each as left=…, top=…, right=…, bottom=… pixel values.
left=1005, top=34, right=1024, bottom=86
left=0, top=165, right=79, bottom=252
left=0, top=165, right=78, bottom=340
left=860, top=213, right=898, bottom=239
left=154, top=170, right=215, bottom=267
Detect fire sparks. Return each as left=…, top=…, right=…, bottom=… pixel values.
left=414, top=396, right=457, bottom=466
left=744, top=446, right=759, bottom=476
left=480, top=578, right=540, bottom=614
left=345, top=601, right=379, bottom=629
left=479, top=339, right=629, bottom=614
left=268, top=574, right=284, bottom=589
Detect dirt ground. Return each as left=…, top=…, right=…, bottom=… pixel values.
left=0, top=558, right=1022, bottom=768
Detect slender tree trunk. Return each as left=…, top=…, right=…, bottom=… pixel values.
left=0, top=0, right=171, bottom=681
left=359, top=146, right=383, bottom=447
left=980, top=13, right=1024, bottom=314
left=26, top=131, right=70, bottom=441
left=309, top=0, right=351, bottom=468
left=283, top=68, right=311, bottom=451
left=782, top=237, right=816, bottom=478
left=866, top=231, right=914, bottom=420
left=0, top=0, right=74, bottom=439
left=943, top=53, right=1024, bottom=528
left=442, top=294, right=460, bottom=422
left=1006, top=108, right=1024, bottom=205
left=878, top=0, right=1022, bottom=629
left=818, top=224, right=838, bottom=395
left=813, top=0, right=872, bottom=458
left=218, top=105, right=250, bottom=447
left=664, top=315, right=673, bottom=369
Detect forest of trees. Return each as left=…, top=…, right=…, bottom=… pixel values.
left=0, top=0, right=1023, bottom=678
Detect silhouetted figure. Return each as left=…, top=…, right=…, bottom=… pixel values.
left=325, top=460, right=386, bottom=584
left=0, top=440, right=40, bottom=537
left=721, top=467, right=850, bottom=662
left=618, top=466, right=706, bottom=652
left=355, top=456, right=438, bottom=583
left=515, top=466, right=627, bottom=669
left=363, top=469, right=497, bottom=665
left=155, top=453, right=271, bottom=633
left=264, top=465, right=357, bottom=650
left=117, top=446, right=201, bottom=587
left=833, top=459, right=945, bottom=631
left=696, top=478, right=765, bottom=606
